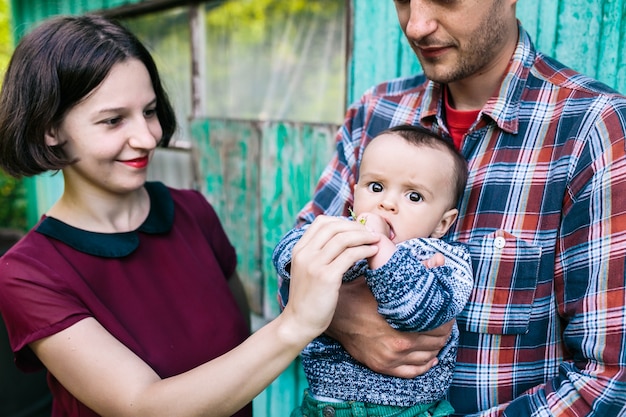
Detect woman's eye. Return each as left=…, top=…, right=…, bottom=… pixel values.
left=103, top=117, right=122, bottom=126
left=407, top=191, right=423, bottom=202
left=144, top=108, right=157, bottom=118
left=368, top=182, right=383, bottom=192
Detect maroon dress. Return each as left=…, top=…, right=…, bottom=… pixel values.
left=0, top=182, right=251, bottom=417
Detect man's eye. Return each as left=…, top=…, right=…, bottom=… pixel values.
left=407, top=191, right=423, bottom=202
left=368, top=182, right=383, bottom=192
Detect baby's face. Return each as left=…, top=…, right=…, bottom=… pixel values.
left=352, top=133, right=457, bottom=242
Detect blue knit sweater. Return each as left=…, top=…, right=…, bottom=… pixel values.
left=273, top=224, right=473, bottom=406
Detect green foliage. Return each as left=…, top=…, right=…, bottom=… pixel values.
left=0, top=0, right=12, bottom=75
left=201, top=0, right=346, bottom=123
left=0, top=174, right=27, bottom=230
left=206, top=0, right=339, bottom=43
left=0, top=0, right=26, bottom=231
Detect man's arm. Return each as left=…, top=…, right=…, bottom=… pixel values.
left=326, top=278, right=454, bottom=379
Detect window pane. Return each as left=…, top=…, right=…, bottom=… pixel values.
left=121, top=8, right=192, bottom=142
left=120, top=0, right=347, bottom=129
left=203, top=0, right=347, bottom=124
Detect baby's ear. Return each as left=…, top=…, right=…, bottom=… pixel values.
left=431, top=208, right=458, bottom=238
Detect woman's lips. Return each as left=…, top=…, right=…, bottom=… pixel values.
left=121, top=156, right=149, bottom=169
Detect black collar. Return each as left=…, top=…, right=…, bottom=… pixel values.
left=36, top=182, right=174, bottom=258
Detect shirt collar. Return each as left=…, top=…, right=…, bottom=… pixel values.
left=36, top=181, right=174, bottom=258
left=419, top=22, right=535, bottom=135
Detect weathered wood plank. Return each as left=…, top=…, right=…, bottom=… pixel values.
left=191, top=119, right=264, bottom=314
left=190, top=118, right=337, bottom=319
left=252, top=359, right=307, bottom=416
left=259, top=122, right=337, bottom=318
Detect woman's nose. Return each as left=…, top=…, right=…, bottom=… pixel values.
left=128, top=119, right=159, bottom=150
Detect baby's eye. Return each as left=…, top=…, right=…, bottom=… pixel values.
left=406, top=191, right=423, bottom=202
left=368, top=182, right=383, bottom=193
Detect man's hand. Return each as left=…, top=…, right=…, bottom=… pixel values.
left=325, top=276, right=454, bottom=379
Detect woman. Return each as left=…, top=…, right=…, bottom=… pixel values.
left=0, top=14, right=379, bottom=417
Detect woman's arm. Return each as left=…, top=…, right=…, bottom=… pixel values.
left=31, top=215, right=380, bottom=417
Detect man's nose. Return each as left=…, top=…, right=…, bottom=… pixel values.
left=404, top=2, right=438, bottom=40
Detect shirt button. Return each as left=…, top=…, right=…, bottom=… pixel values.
left=494, top=236, right=506, bottom=249
left=322, top=406, right=336, bottom=417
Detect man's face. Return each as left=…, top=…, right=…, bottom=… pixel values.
left=394, top=0, right=518, bottom=85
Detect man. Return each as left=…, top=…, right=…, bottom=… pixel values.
left=275, top=0, right=626, bottom=415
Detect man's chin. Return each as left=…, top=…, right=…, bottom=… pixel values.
left=421, top=66, right=461, bottom=85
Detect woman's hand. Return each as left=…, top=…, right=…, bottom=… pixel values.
left=283, top=215, right=379, bottom=340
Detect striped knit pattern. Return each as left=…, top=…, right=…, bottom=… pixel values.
left=273, top=224, right=473, bottom=406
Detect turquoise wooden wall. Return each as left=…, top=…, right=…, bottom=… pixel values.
left=8, top=0, right=626, bottom=415
left=10, top=0, right=145, bottom=37
left=189, top=119, right=336, bottom=318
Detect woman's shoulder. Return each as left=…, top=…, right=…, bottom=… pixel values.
left=153, top=182, right=220, bottom=220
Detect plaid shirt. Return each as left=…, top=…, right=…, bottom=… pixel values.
left=279, top=25, right=626, bottom=416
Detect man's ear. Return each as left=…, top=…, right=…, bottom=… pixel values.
left=431, top=208, right=458, bottom=239
left=44, top=126, right=61, bottom=147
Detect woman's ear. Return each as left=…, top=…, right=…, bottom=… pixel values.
left=430, top=208, right=458, bottom=239
left=44, top=126, right=61, bottom=147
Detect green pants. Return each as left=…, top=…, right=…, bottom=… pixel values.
left=291, top=390, right=454, bottom=417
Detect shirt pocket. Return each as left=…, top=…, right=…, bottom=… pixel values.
left=457, top=230, right=541, bottom=335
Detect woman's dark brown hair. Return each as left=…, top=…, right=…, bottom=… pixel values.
left=0, top=14, right=177, bottom=177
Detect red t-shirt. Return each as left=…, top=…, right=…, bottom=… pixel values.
left=0, top=182, right=251, bottom=417
left=444, top=87, right=480, bottom=150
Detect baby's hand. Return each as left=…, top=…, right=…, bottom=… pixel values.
left=355, top=212, right=397, bottom=269
left=356, top=212, right=391, bottom=238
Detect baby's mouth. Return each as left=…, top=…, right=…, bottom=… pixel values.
left=386, top=220, right=396, bottom=241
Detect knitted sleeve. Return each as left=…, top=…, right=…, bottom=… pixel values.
left=364, top=238, right=473, bottom=332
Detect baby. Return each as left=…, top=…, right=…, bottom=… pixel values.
left=274, top=124, right=473, bottom=417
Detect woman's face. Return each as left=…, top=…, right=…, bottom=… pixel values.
left=46, top=58, right=162, bottom=197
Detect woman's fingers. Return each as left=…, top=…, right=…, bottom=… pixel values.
left=285, top=216, right=379, bottom=335
left=292, top=216, right=378, bottom=271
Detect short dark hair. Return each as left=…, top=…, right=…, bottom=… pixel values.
left=0, top=14, right=177, bottom=177
left=379, top=124, right=468, bottom=207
